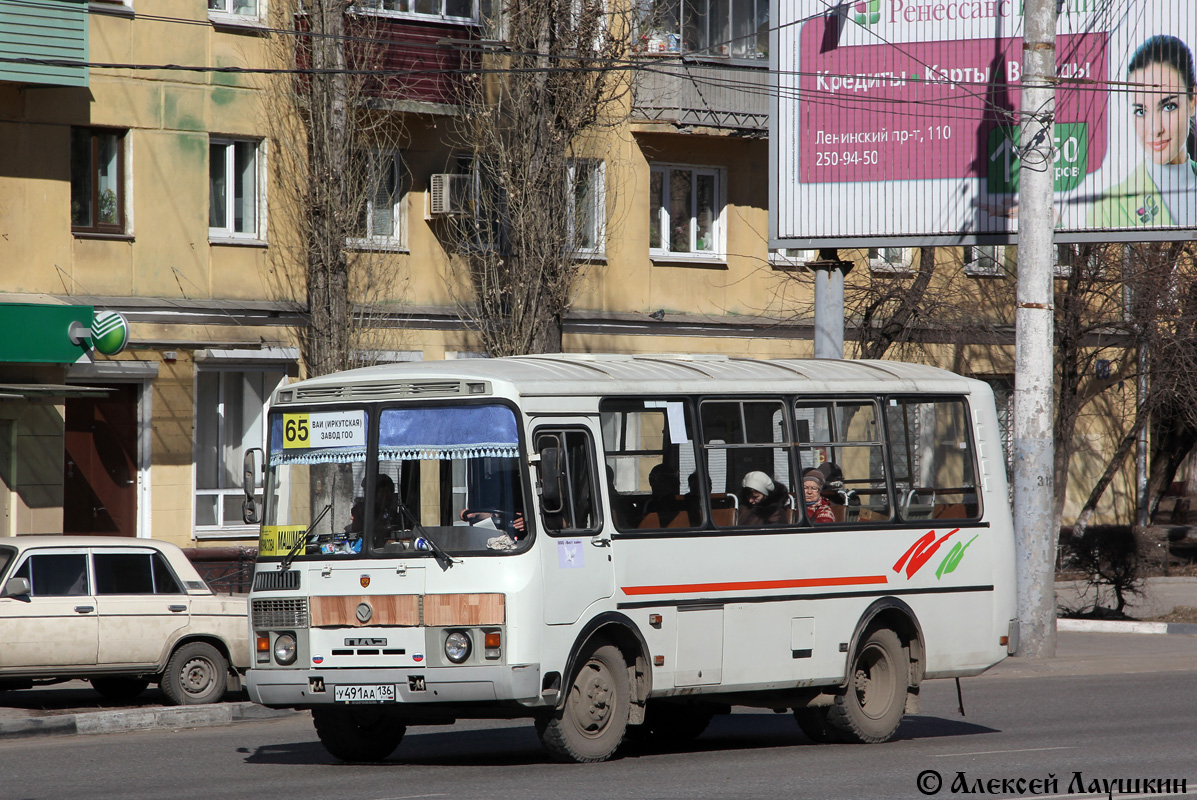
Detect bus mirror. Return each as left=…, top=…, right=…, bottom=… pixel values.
left=539, top=446, right=564, bottom=515
left=242, top=448, right=262, bottom=524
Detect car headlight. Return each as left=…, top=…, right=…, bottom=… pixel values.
left=273, top=632, right=298, bottom=665
left=444, top=630, right=471, bottom=664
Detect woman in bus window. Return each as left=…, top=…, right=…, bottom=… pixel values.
left=739, top=471, right=789, bottom=526
left=802, top=469, right=836, bottom=524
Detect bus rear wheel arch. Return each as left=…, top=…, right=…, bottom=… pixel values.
left=826, top=625, right=910, bottom=743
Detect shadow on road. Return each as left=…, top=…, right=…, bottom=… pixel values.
left=241, top=710, right=1000, bottom=767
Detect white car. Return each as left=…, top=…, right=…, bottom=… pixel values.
left=0, top=536, right=250, bottom=705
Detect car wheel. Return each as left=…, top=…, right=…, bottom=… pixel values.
left=91, top=677, right=150, bottom=700
left=160, top=642, right=229, bottom=705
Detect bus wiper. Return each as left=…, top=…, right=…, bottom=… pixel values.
left=279, top=503, right=332, bottom=571
left=394, top=499, right=457, bottom=570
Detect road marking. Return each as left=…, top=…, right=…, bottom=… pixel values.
left=932, top=745, right=1075, bottom=757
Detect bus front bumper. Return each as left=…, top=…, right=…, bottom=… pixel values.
left=247, top=663, right=542, bottom=708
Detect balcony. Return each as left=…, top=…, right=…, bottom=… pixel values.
left=0, top=0, right=88, bottom=88
left=631, top=59, right=768, bottom=132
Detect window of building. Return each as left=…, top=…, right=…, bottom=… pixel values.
left=963, top=245, right=1006, bottom=277
left=636, top=0, right=767, bottom=59
left=71, top=128, right=126, bottom=235
left=867, top=247, right=913, bottom=274
left=649, top=164, right=723, bottom=259
left=351, top=150, right=405, bottom=247
left=209, top=138, right=261, bottom=240
left=357, top=0, right=476, bottom=24
left=569, top=159, right=606, bottom=255
left=195, top=369, right=285, bottom=533
left=208, top=0, right=260, bottom=19
left=769, top=249, right=817, bottom=270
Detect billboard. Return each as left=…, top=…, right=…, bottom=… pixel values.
left=770, top=1, right=1197, bottom=246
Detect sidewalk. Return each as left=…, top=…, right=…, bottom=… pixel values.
left=0, top=684, right=299, bottom=741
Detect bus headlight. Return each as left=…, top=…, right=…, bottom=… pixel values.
left=274, top=632, right=298, bottom=665
left=444, top=630, right=472, bottom=664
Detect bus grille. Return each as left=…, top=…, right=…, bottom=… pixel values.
left=253, top=570, right=300, bottom=591
left=252, top=598, right=309, bottom=629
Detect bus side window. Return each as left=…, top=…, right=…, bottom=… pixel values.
left=534, top=429, right=601, bottom=534
left=885, top=397, right=980, bottom=521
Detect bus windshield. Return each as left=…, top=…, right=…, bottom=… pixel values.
left=260, top=403, right=528, bottom=560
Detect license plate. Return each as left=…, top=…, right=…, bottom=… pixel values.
left=333, top=684, right=397, bottom=703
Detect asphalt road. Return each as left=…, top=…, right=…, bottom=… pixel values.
left=3, top=665, right=1195, bottom=800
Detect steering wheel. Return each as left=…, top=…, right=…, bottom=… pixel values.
left=464, top=507, right=506, bottom=525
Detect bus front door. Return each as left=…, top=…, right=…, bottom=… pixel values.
left=532, top=420, right=614, bottom=625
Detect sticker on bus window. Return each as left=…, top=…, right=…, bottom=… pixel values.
left=260, top=525, right=309, bottom=557
left=645, top=400, right=690, bottom=444
left=557, top=539, right=584, bottom=569
left=282, top=410, right=366, bottom=450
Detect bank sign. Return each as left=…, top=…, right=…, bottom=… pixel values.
left=770, top=0, right=1197, bottom=246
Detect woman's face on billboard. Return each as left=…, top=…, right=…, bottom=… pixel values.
left=1131, top=62, right=1195, bottom=166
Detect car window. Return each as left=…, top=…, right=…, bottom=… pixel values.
left=14, top=553, right=90, bottom=597
left=93, top=551, right=185, bottom=595
left=151, top=553, right=184, bottom=594
left=94, top=553, right=154, bottom=595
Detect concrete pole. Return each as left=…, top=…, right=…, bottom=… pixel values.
left=1013, top=0, right=1057, bottom=658
left=811, top=249, right=850, bottom=359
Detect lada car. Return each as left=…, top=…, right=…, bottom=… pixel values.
left=0, top=536, right=249, bottom=705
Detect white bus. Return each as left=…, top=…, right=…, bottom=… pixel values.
left=243, top=354, right=1017, bottom=763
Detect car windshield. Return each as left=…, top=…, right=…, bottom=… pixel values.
left=0, top=547, right=14, bottom=581
left=260, top=403, right=529, bottom=560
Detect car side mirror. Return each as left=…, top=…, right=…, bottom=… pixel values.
left=1, top=577, right=31, bottom=599
left=242, top=447, right=262, bottom=524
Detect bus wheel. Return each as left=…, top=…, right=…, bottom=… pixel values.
left=312, top=706, right=406, bottom=762
left=537, top=641, right=630, bottom=763
left=793, top=707, right=842, bottom=743
left=827, top=627, right=908, bottom=744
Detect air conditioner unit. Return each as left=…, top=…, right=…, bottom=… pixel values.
left=428, top=173, right=469, bottom=216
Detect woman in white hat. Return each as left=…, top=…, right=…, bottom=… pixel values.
left=739, top=470, right=789, bottom=526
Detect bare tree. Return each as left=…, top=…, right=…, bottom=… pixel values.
left=438, top=0, right=633, bottom=355
left=263, top=0, right=409, bottom=377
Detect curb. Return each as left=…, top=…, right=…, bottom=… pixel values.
left=0, top=702, right=300, bottom=741
left=1058, top=618, right=1197, bottom=635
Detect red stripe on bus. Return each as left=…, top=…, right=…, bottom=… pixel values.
left=620, top=575, right=890, bottom=596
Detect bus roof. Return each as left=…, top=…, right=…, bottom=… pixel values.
left=278, top=355, right=985, bottom=403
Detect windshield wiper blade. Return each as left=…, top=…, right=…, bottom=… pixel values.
left=394, top=499, right=456, bottom=570
left=279, top=503, right=332, bottom=571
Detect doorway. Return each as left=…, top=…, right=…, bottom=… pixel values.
left=64, top=384, right=138, bottom=536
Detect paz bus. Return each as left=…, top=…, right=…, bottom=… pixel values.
left=242, top=354, right=1017, bottom=763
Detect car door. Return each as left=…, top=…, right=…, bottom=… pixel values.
left=0, top=549, right=98, bottom=669
left=94, top=548, right=189, bottom=666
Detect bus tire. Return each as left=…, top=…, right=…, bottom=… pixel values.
left=827, top=626, right=908, bottom=744
left=160, top=642, right=228, bottom=705
left=312, top=706, right=406, bottom=762
left=793, top=707, right=842, bottom=744
left=536, top=641, right=630, bottom=763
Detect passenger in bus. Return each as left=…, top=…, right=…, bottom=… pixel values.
left=739, top=470, right=789, bottom=526
left=641, top=464, right=686, bottom=527
left=802, top=469, right=836, bottom=524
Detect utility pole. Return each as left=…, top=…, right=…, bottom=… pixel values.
left=809, top=249, right=852, bottom=359
left=1013, top=0, right=1057, bottom=658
